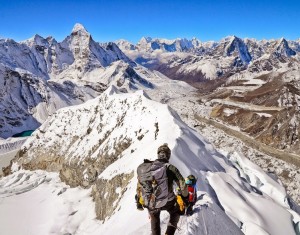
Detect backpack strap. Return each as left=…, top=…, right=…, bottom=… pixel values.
left=143, top=159, right=153, bottom=163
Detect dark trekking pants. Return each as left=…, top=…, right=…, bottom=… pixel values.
left=148, top=199, right=180, bottom=235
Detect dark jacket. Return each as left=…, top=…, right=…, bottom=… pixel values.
left=164, top=160, right=188, bottom=199
left=137, top=158, right=188, bottom=203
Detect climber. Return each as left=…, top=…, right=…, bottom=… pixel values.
left=184, top=175, right=197, bottom=215
left=135, top=144, right=189, bottom=235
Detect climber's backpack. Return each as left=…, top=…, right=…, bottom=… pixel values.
left=137, top=159, right=169, bottom=209
left=185, top=175, right=197, bottom=204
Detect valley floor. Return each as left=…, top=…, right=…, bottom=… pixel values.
left=165, top=94, right=300, bottom=205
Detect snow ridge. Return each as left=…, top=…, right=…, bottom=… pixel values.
left=2, top=86, right=299, bottom=235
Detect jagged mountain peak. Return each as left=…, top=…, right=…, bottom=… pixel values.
left=45, top=36, right=57, bottom=44
left=72, top=23, right=89, bottom=35
left=21, top=34, right=47, bottom=46
left=115, top=39, right=136, bottom=51
left=31, top=34, right=49, bottom=45
left=275, top=37, right=296, bottom=57
left=279, top=37, right=286, bottom=42
left=229, top=35, right=245, bottom=44
left=229, top=35, right=238, bottom=40
left=139, top=36, right=153, bottom=43
left=103, top=41, right=124, bottom=51
left=222, top=35, right=240, bottom=43
left=68, top=23, right=92, bottom=46
left=32, top=34, right=45, bottom=41
left=276, top=37, right=290, bottom=48
left=191, top=37, right=201, bottom=46
left=222, top=35, right=252, bottom=63
left=277, top=37, right=291, bottom=48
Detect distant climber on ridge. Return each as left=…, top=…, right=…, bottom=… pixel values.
left=184, top=174, right=197, bottom=215
left=135, top=143, right=189, bottom=235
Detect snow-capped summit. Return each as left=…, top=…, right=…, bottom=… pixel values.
left=139, top=36, right=153, bottom=44
left=174, top=38, right=196, bottom=51
left=60, top=23, right=136, bottom=73
left=24, top=34, right=49, bottom=47
left=101, top=42, right=136, bottom=67
left=274, top=38, right=296, bottom=57
left=115, top=39, right=136, bottom=51
left=223, top=35, right=252, bottom=64
left=72, top=23, right=89, bottom=35
left=191, top=37, right=201, bottom=47
left=136, top=36, right=153, bottom=51
left=136, top=36, right=201, bottom=52
left=288, top=39, right=300, bottom=53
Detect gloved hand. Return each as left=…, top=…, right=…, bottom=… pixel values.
left=135, top=194, right=144, bottom=211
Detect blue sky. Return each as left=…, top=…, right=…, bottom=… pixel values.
left=0, top=0, right=299, bottom=43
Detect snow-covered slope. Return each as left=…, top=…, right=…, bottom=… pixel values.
left=0, top=61, right=107, bottom=138
left=0, top=23, right=182, bottom=138
left=2, top=86, right=299, bottom=235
